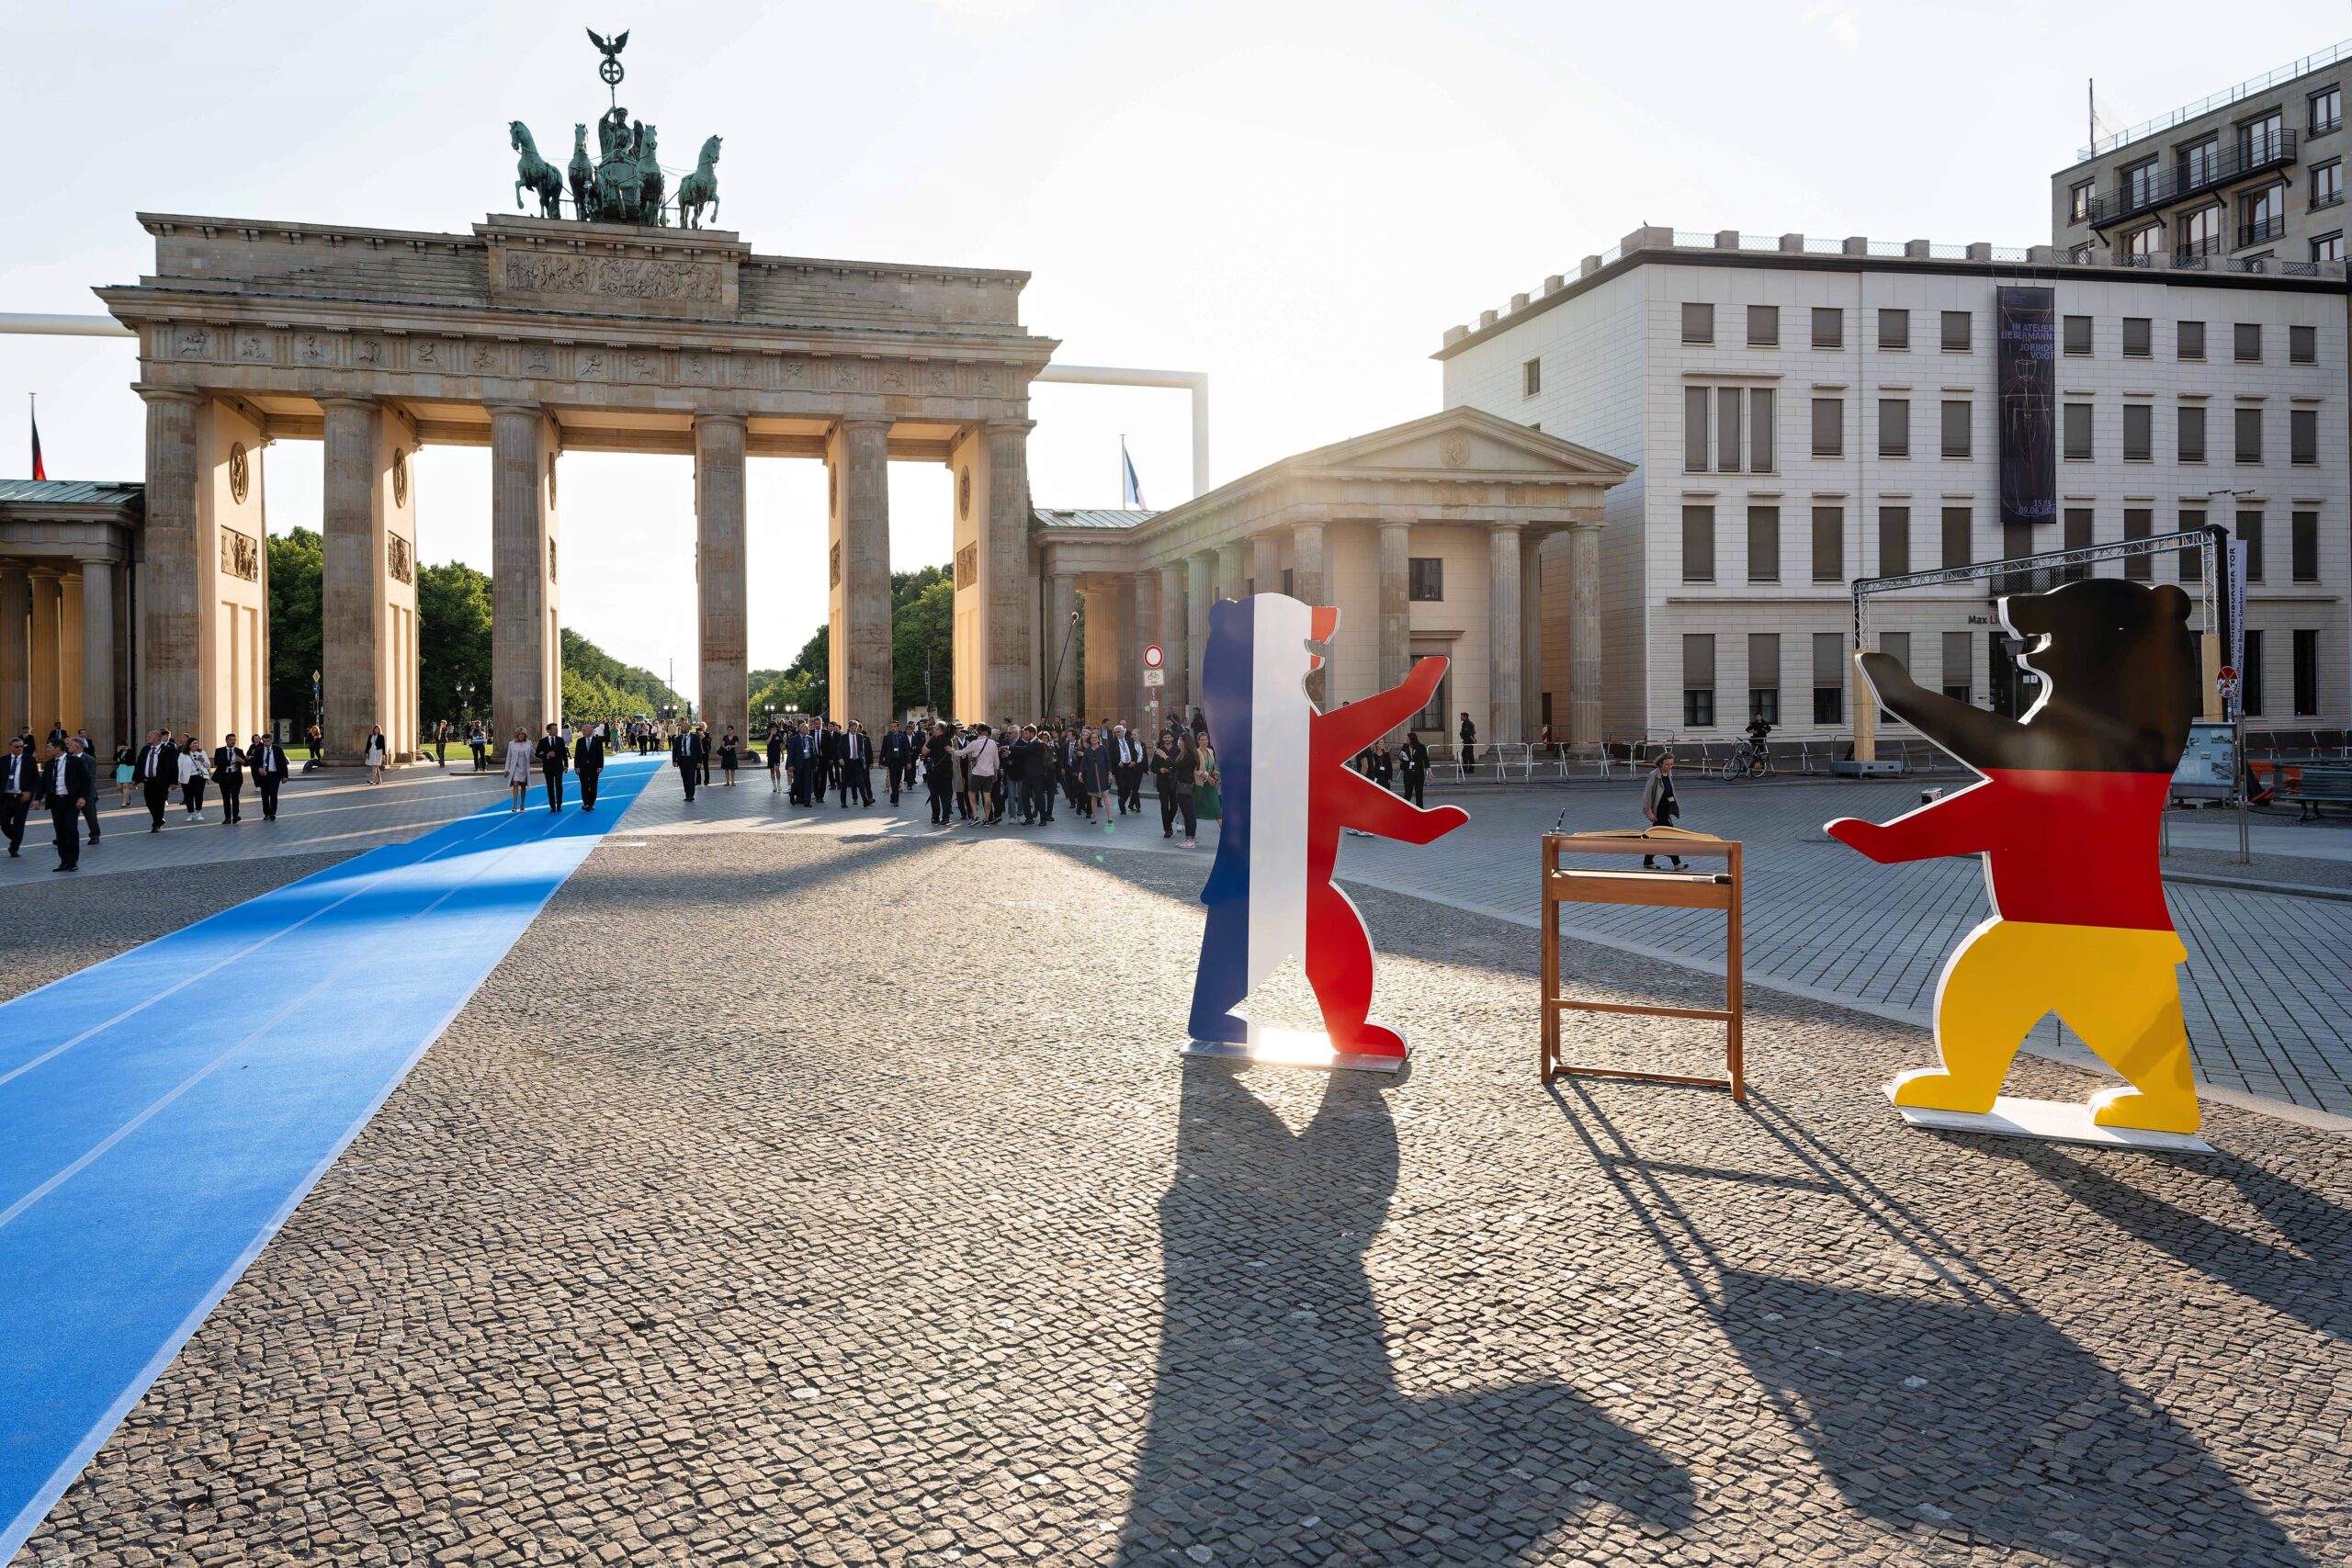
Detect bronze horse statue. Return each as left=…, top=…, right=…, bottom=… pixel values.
left=567, top=124, right=594, bottom=220
left=510, top=121, right=563, bottom=219
left=678, top=135, right=722, bottom=229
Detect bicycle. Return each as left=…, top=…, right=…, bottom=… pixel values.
left=1724, top=739, right=1770, bottom=779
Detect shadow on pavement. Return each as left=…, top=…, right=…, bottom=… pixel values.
left=1115, top=1061, right=1691, bottom=1564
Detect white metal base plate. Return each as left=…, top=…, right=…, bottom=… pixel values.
left=1182, top=1034, right=1409, bottom=1074
left=1888, top=1089, right=2211, bottom=1152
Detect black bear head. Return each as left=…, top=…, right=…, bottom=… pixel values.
left=1999, top=578, right=2199, bottom=773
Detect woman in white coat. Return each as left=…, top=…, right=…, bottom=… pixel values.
left=503, top=728, right=534, bottom=813
left=364, top=725, right=389, bottom=784
left=176, top=734, right=210, bottom=821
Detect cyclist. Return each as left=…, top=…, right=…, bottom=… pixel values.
left=1736, top=711, right=1773, bottom=776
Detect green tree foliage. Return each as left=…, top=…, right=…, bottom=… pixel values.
left=750, top=623, right=825, bottom=722
left=560, top=626, right=684, bottom=724
left=894, top=577, right=954, bottom=716
left=416, top=560, right=492, bottom=724
left=266, top=527, right=323, bottom=726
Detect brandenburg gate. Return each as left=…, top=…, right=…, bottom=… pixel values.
left=96, top=212, right=1056, bottom=759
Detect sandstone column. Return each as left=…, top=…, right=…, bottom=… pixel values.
left=28, top=571, right=62, bottom=736
left=1185, top=551, right=1214, bottom=720
left=1080, top=577, right=1116, bottom=722
left=59, top=574, right=84, bottom=736
left=1566, top=518, right=1604, bottom=747
left=1131, top=568, right=1160, bottom=725
left=1215, top=541, right=1245, bottom=604
left=1113, top=572, right=1140, bottom=723
left=984, top=421, right=1034, bottom=721
left=1251, top=532, right=1283, bottom=598
left=0, top=566, right=28, bottom=738
left=1156, top=563, right=1186, bottom=722
left=321, top=397, right=385, bottom=763
left=139, top=388, right=202, bottom=735
left=1521, top=530, right=1546, bottom=741
left=1043, top=571, right=1079, bottom=716
left=491, top=404, right=560, bottom=743
left=1488, top=523, right=1524, bottom=750
left=77, top=558, right=117, bottom=760
left=1377, top=522, right=1410, bottom=724
left=1293, top=522, right=1329, bottom=707
left=698, top=412, right=751, bottom=738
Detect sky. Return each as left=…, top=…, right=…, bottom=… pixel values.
left=4, top=0, right=2348, bottom=698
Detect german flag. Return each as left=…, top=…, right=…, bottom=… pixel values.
left=29, top=399, right=44, bottom=481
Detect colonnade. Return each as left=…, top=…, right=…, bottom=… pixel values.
left=0, top=561, right=123, bottom=756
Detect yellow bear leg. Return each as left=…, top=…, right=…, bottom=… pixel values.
left=2062, top=942, right=2200, bottom=1135
left=1894, top=920, right=2047, bottom=1115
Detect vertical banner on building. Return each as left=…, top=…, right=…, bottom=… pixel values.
left=2227, top=538, right=2248, bottom=694
left=1996, top=286, right=2057, bottom=530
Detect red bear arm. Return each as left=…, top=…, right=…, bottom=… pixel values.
left=1317, top=657, right=1448, bottom=755
left=1826, top=776, right=2005, bottom=863
left=1328, top=765, right=1467, bottom=844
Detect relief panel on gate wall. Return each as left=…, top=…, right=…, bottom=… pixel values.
left=220, top=526, right=260, bottom=583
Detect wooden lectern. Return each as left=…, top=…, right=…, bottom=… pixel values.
left=1540, top=828, right=1745, bottom=1100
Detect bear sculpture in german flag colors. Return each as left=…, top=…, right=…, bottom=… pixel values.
left=1189, top=594, right=1469, bottom=1059
left=1826, top=578, right=2203, bottom=1134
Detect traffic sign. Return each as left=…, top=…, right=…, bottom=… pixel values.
left=1143, top=644, right=1164, bottom=670
left=2216, top=666, right=2240, bottom=700
left=1143, top=669, right=1165, bottom=687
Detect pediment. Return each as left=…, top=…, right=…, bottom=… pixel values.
left=1302, top=407, right=1634, bottom=480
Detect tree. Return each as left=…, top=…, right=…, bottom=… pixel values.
left=894, top=577, right=954, bottom=716
left=416, top=560, right=492, bottom=724
left=751, top=623, right=825, bottom=721
left=559, top=626, right=684, bottom=724
left=266, top=527, right=322, bottom=728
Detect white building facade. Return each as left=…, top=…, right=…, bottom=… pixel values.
left=1438, top=229, right=2351, bottom=745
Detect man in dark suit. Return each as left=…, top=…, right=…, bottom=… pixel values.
left=211, top=733, right=247, bottom=824
left=248, top=732, right=289, bottom=819
left=574, top=722, right=607, bottom=811
left=840, top=720, right=875, bottom=807
left=784, top=721, right=813, bottom=807
left=879, top=720, right=913, bottom=807
left=672, top=724, right=707, bottom=801
left=813, top=722, right=840, bottom=803
left=534, top=723, right=570, bottom=813
left=132, top=729, right=178, bottom=832
left=1, top=734, right=38, bottom=857
left=43, top=739, right=91, bottom=872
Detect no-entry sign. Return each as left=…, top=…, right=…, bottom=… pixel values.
left=1143, top=644, right=1164, bottom=670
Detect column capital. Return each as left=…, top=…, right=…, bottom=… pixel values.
left=836, top=415, right=895, bottom=434
left=485, top=400, right=547, bottom=421
left=1488, top=518, right=1526, bottom=534
left=74, top=551, right=123, bottom=569
left=1565, top=510, right=1606, bottom=530
left=131, top=384, right=202, bottom=407
left=691, top=410, right=749, bottom=432
left=982, top=418, right=1036, bottom=437
left=315, top=394, right=379, bottom=414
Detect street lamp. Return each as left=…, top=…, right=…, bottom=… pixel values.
left=311, top=669, right=322, bottom=766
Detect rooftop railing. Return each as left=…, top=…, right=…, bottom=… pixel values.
left=2075, top=39, right=2352, bottom=162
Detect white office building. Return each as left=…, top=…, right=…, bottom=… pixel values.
left=1437, top=228, right=2349, bottom=746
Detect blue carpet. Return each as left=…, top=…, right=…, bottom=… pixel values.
left=0, top=759, right=657, bottom=1559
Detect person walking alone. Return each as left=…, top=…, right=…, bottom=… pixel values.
left=364, top=725, right=388, bottom=784
left=1640, top=752, right=1686, bottom=870
left=211, top=733, right=246, bottom=824
left=134, top=730, right=177, bottom=833
left=2, top=735, right=37, bottom=858
left=673, top=723, right=707, bottom=802
left=575, top=721, right=606, bottom=812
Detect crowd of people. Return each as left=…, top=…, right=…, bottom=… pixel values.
left=4, top=724, right=295, bottom=872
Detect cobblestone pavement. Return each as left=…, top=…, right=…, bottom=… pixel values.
left=12, top=807, right=2347, bottom=1567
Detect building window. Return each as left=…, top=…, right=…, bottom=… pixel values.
left=1747, top=505, right=1781, bottom=583
left=1811, top=397, right=1843, bottom=457
left=2124, top=156, right=2162, bottom=208
left=2294, top=629, right=2321, bottom=715
left=2063, top=314, right=2093, bottom=355
left=1940, top=400, right=1971, bottom=457
left=2180, top=204, right=2222, bottom=258
left=2069, top=180, right=2095, bottom=221
left=1522, top=357, right=1541, bottom=397
left=1684, top=387, right=1710, bottom=471
left=2292, top=509, right=2321, bottom=581
left=2242, top=628, right=2265, bottom=716
left=1747, top=305, right=1779, bottom=346
left=1718, top=387, right=1745, bottom=472
left=2178, top=403, right=2207, bottom=463
left=1407, top=558, right=1443, bottom=601
left=1878, top=505, right=1911, bottom=576
left=1878, top=398, right=1909, bottom=458
left=1811, top=307, right=1842, bottom=349
left=2314, top=85, right=2343, bottom=136
left=2184, top=136, right=2222, bottom=190
left=1878, top=309, right=1910, bottom=350
left=1749, top=389, right=1776, bottom=471
left=2122, top=317, right=2152, bottom=357
left=2242, top=109, right=2285, bottom=165
left=1940, top=505, right=1972, bottom=569
left=2290, top=323, right=2318, bottom=364
left=2179, top=508, right=2207, bottom=580
left=2315, top=159, right=2344, bottom=210
left=2316, top=231, right=2346, bottom=262
left=1940, top=631, right=1973, bottom=704
left=1940, top=310, right=1972, bottom=352
left=2237, top=509, right=2265, bottom=581
left=2126, top=224, right=2162, bottom=261
left=2292, top=406, right=2319, bottom=464
left=1682, top=302, right=1714, bottom=344
left=2235, top=321, right=2263, bottom=362
left=1682, top=505, right=1716, bottom=582
left=2070, top=243, right=2097, bottom=264
left=2236, top=405, right=2264, bottom=463
left=1999, top=519, right=2038, bottom=594
left=2123, top=508, right=2153, bottom=581
left=1282, top=568, right=1294, bottom=596
left=1812, top=633, right=1844, bottom=726
left=2241, top=182, right=2287, bottom=245
left=2124, top=403, right=2153, bottom=461
left=1812, top=505, right=1844, bottom=582
left=1683, top=634, right=1716, bottom=728
left=1748, top=633, right=1781, bottom=727
left=2063, top=401, right=2093, bottom=460
left=2178, top=320, right=2207, bottom=360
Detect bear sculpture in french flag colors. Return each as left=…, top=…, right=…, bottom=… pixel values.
left=1188, top=594, right=1469, bottom=1060
left=1826, top=577, right=2203, bottom=1134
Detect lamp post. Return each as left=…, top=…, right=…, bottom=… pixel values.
left=311, top=668, right=322, bottom=769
